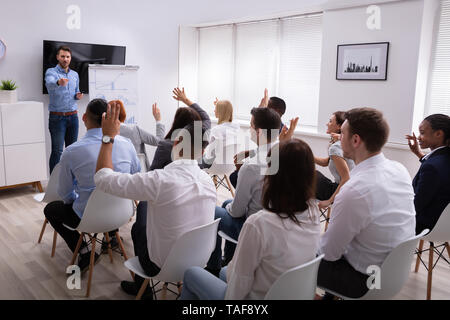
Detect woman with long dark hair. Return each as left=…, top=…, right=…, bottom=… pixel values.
left=315, top=111, right=354, bottom=210
left=180, top=139, right=321, bottom=300
left=149, top=87, right=210, bottom=170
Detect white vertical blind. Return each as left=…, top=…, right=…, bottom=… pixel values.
left=196, top=13, right=323, bottom=126
left=428, top=0, right=450, bottom=116
left=197, top=25, right=234, bottom=111
left=234, top=21, right=279, bottom=119
left=278, top=15, right=323, bottom=126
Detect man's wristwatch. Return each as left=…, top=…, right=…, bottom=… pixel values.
left=102, top=135, right=114, bottom=144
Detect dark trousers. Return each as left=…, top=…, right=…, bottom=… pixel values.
left=44, top=201, right=85, bottom=252
left=317, top=257, right=369, bottom=299
left=131, top=201, right=161, bottom=288
left=229, top=170, right=238, bottom=189
left=49, top=113, right=79, bottom=174
left=206, top=200, right=246, bottom=271
left=315, top=170, right=338, bottom=201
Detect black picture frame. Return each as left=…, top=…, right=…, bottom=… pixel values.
left=336, top=42, right=389, bottom=80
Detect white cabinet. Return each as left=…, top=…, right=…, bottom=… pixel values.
left=0, top=101, right=48, bottom=188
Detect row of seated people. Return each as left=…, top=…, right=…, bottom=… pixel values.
left=43, top=86, right=450, bottom=299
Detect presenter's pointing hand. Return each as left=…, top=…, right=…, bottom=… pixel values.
left=58, top=78, right=69, bottom=86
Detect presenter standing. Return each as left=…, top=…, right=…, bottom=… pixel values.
left=45, top=46, right=83, bottom=173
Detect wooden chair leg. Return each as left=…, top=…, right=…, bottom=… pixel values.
left=116, top=232, right=134, bottom=280
left=136, top=278, right=150, bottom=300
left=445, top=242, right=450, bottom=260
left=86, top=234, right=96, bottom=298
left=51, top=231, right=57, bottom=257
left=104, top=233, right=114, bottom=264
left=161, top=282, right=168, bottom=300
left=35, top=181, right=44, bottom=193
left=70, top=233, right=84, bottom=266
left=427, top=242, right=434, bottom=300
left=324, top=207, right=331, bottom=232
left=415, top=240, right=424, bottom=272
left=38, top=219, right=48, bottom=244
left=224, top=175, right=235, bottom=197
left=213, top=175, right=218, bottom=189
left=177, top=282, right=183, bottom=295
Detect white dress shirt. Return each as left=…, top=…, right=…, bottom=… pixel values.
left=225, top=205, right=321, bottom=300
left=319, top=153, right=416, bottom=274
left=94, top=159, right=217, bottom=268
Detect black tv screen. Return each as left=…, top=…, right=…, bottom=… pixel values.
left=43, top=40, right=126, bottom=94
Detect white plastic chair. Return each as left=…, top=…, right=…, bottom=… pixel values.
left=35, top=163, right=62, bottom=257
left=264, top=254, right=325, bottom=300
left=205, top=141, right=240, bottom=197
left=124, top=218, right=221, bottom=300
left=319, top=229, right=429, bottom=300
left=414, top=203, right=450, bottom=300
left=218, top=230, right=238, bottom=244
left=66, top=189, right=135, bottom=297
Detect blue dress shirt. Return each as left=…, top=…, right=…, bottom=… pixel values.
left=45, top=64, right=80, bottom=112
left=58, top=128, right=141, bottom=218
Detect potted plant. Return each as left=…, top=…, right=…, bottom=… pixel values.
left=0, top=80, right=18, bottom=103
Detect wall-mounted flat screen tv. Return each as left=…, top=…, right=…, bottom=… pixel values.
left=43, top=40, right=126, bottom=94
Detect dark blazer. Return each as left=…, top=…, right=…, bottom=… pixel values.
left=149, top=103, right=211, bottom=171
left=413, top=146, right=450, bottom=233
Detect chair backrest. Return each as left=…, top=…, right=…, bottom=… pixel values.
left=264, top=254, right=324, bottom=300
left=422, top=203, right=450, bottom=242
left=155, top=218, right=221, bottom=283
left=207, top=141, right=240, bottom=175
left=360, top=229, right=429, bottom=300
left=41, top=163, right=62, bottom=203
left=76, top=189, right=134, bottom=234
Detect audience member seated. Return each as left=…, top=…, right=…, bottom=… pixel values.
left=117, top=100, right=165, bottom=171
left=180, top=138, right=321, bottom=300
left=318, top=108, right=416, bottom=299
left=149, top=87, right=210, bottom=170
left=44, top=99, right=140, bottom=272
left=202, top=99, right=239, bottom=167
left=94, top=101, right=216, bottom=300
left=205, top=107, right=282, bottom=276
left=314, top=111, right=354, bottom=210
left=229, top=89, right=287, bottom=188
left=406, top=113, right=450, bottom=234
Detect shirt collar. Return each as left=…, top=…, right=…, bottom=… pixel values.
left=422, top=146, right=446, bottom=161
left=165, top=158, right=199, bottom=170
left=56, top=64, right=70, bottom=74
left=351, top=152, right=385, bottom=175
left=85, top=128, right=103, bottom=138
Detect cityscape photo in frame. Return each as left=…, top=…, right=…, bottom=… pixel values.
left=336, top=42, right=389, bottom=80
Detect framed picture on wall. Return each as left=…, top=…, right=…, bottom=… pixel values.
left=336, top=42, right=389, bottom=80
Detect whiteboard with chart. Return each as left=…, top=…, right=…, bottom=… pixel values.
left=88, top=64, right=139, bottom=124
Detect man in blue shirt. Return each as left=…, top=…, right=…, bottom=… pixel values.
left=45, top=46, right=83, bottom=174
left=44, top=98, right=140, bottom=272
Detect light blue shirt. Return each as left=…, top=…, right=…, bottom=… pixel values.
left=58, top=128, right=141, bottom=218
left=45, top=64, right=80, bottom=112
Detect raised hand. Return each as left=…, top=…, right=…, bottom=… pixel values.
left=405, top=132, right=424, bottom=159
left=259, top=88, right=269, bottom=108
left=214, top=97, right=219, bottom=106
left=102, top=101, right=121, bottom=138
left=279, top=117, right=299, bottom=142
left=152, top=103, right=161, bottom=121
left=172, top=87, right=193, bottom=106
left=58, top=78, right=69, bottom=86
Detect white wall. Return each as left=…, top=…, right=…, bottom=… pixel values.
left=318, top=0, right=425, bottom=144
left=0, top=0, right=431, bottom=179
left=0, top=0, right=328, bottom=174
